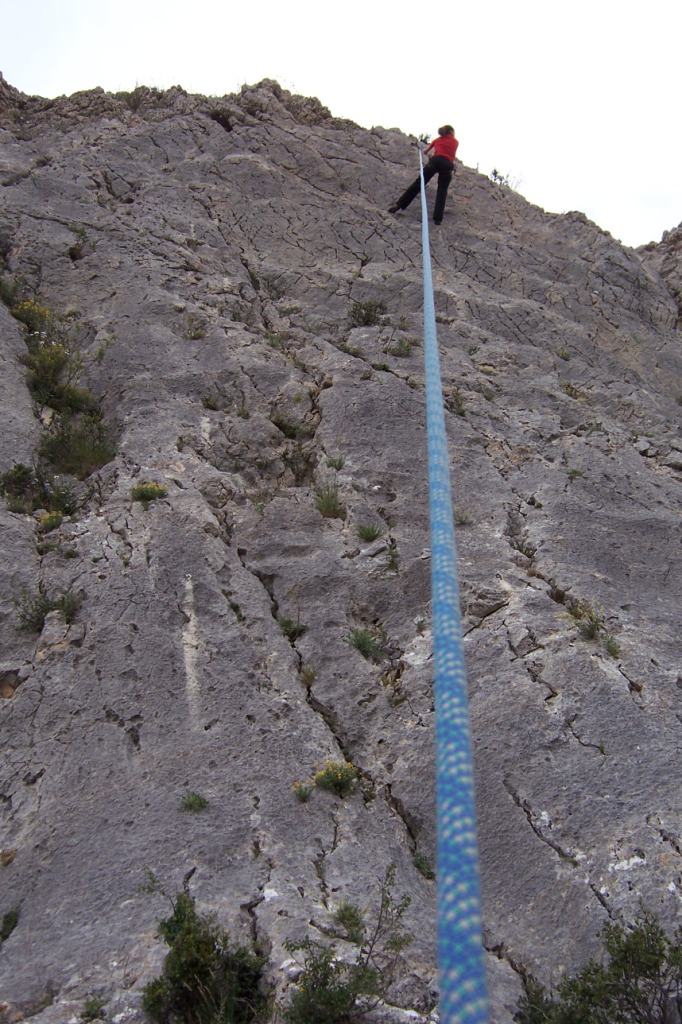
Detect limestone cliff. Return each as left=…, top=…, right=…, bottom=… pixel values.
left=0, top=77, right=681, bottom=1024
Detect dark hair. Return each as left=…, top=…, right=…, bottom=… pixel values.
left=438, top=124, right=454, bottom=136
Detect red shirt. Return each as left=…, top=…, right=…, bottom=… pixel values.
left=429, top=134, right=458, bottom=162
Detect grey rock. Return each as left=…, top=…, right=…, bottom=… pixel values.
left=0, top=76, right=680, bottom=1024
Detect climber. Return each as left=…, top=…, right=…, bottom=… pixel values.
left=389, top=125, right=459, bottom=225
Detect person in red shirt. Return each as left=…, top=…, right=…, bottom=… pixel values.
left=389, top=125, right=459, bottom=225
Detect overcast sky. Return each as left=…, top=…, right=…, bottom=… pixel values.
left=4, top=0, right=680, bottom=249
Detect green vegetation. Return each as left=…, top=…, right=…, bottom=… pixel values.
left=569, top=601, right=619, bottom=658
left=142, top=891, right=265, bottom=1024
left=344, top=628, right=383, bottom=663
left=278, top=616, right=308, bottom=642
left=347, top=300, right=387, bottom=328
left=0, top=463, right=76, bottom=515
left=36, top=510, right=63, bottom=534
left=313, top=760, right=358, bottom=798
left=356, top=523, right=384, bottom=542
left=40, top=413, right=115, bottom=479
left=184, top=314, right=207, bottom=340
left=387, top=338, right=414, bottom=358
left=131, top=481, right=168, bottom=509
left=80, top=995, right=106, bottom=1021
left=179, top=791, right=209, bottom=813
left=326, top=454, right=345, bottom=470
left=314, top=482, right=345, bottom=520
left=12, top=298, right=98, bottom=415
left=517, top=909, right=682, bottom=1024
left=447, top=386, right=466, bottom=417
left=292, top=781, right=313, bottom=803
left=283, top=865, right=411, bottom=1023
left=412, top=851, right=435, bottom=880
left=0, top=907, right=19, bottom=950
left=16, top=588, right=83, bottom=632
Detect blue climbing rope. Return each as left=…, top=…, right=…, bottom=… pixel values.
left=418, top=150, right=489, bottom=1024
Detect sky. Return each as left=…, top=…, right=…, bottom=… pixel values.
left=3, top=0, right=680, bottom=249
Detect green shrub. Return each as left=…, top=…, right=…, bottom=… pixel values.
left=326, top=454, right=345, bottom=470
left=11, top=297, right=55, bottom=334
left=314, top=483, right=345, bottom=520
left=412, top=851, right=435, bottom=880
left=292, top=781, right=313, bottom=803
left=80, top=995, right=106, bottom=1021
left=356, top=523, right=384, bottom=542
left=516, top=909, right=682, bottom=1024
left=16, top=588, right=83, bottom=632
left=278, top=616, right=308, bottom=642
left=131, top=481, right=168, bottom=509
left=36, top=510, right=63, bottom=534
left=142, top=891, right=265, bottom=1024
left=40, top=414, right=115, bottom=478
left=284, top=865, right=411, bottom=1023
left=0, top=463, right=77, bottom=515
left=313, top=760, right=358, bottom=798
left=179, top=790, right=208, bottom=812
left=344, top=628, right=383, bottom=663
left=0, top=907, right=19, bottom=949
left=347, top=300, right=387, bottom=328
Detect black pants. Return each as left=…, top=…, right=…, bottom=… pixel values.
left=395, top=155, right=454, bottom=223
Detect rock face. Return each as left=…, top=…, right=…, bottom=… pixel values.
left=0, top=77, right=680, bottom=1023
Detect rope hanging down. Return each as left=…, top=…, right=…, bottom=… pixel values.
left=418, top=150, right=489, bottom=1024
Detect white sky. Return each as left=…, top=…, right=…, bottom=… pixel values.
left=3, top=0, right=680, bottom=248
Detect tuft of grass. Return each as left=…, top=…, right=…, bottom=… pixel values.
left=131, top=481, right=168, bottom=509
left=292, top=781, right=313, bottom=803
left=447, top=386, right=466, bottom=417
left=387, top=338, right=413, bottom=358
left=80, top=996, right=106, bottom=1021
left=313, top=760, right=358, bottom=798
left=0, top=463, right=76, bottom=515
left=299, top=665, right=316, bottom=688
left=314, top=482, right=345, bottom=520
left=557, top=349, right=571, bottom=361
left=278, top=616, right=307, bottom=642
left=347, top=300, right=387, bottom=328
left=413, top=851, right=435, bottom=880
left=16, top=588, right=82, bottom=632
left=332, top=900, right=365, bottom=944
left=179, top=790, right=208, bottom=813
left=40, top=413, right=115, bottom=479
left=344, top=628, right=383, bottom=662
left=0, top=907, right=19, bottom=950
left=36, top=510, right=63, bottom=534
left=356, top=522, right=384, bottom=542
left=326, top=454, right=345, bottom=470
left=455, top=508, right=471, bottom=526
left=386, top=542, right=400, bottom=571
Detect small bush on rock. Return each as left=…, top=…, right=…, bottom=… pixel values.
left=0, top=463, right=77, bottom=515
left=283, top=865, right=411, bottom=1023
left=131, top=482, right=168, bottom=509
left=142, top=891, right=265, bottom=1024
left=516, top=909, right=682, bottom=1024
left=347, top=301, right=387, bottom=328
left=313, top=760, right=358, bottom=798
left=40, top=413, right=115, bottom=479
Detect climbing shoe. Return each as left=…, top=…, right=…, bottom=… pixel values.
left=389, top=204, right=400, bottom=214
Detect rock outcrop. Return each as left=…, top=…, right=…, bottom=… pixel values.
left=0, top=77, right=680, bottom=1023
